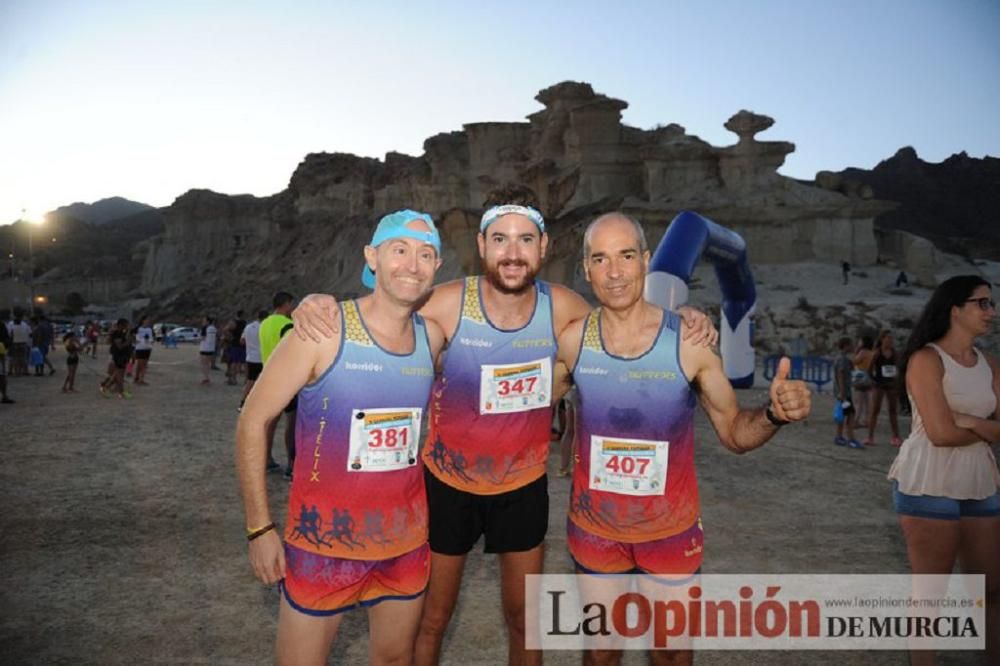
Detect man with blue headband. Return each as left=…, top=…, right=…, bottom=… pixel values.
left=291, top=186, right=716, bottom=665
left=237, top=210, right=447, bottom=664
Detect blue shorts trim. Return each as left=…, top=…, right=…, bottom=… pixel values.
left=279, top=580, right=425, bottom=617
left=892, top=481, right=1000, bottom=520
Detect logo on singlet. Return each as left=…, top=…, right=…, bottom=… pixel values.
left=512, top=338, right=553, bottom=349
left=459, top=337, right=493, bottom=348
left=345, top=361, right=384, bottom=372
left=628, top=370, right=678, bottom=381
left=577, top=366, right=609, bottom=376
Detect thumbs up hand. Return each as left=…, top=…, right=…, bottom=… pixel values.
left=769, top=356, right=811, bottom=423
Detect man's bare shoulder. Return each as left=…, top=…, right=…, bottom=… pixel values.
left=420, top=279, right=465, bottom=317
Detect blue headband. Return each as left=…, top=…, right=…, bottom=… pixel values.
left=479, top=204, right=545, bottom=234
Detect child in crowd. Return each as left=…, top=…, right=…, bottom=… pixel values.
left=30, top=344, right=44, bottom=376
left=833, top=336, right=864, bottom=449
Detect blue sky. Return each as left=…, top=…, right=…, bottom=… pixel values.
left=1, top=0, right=998, bottom=224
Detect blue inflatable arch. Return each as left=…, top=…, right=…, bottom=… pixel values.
left=644, top=211, right=757, bottom=388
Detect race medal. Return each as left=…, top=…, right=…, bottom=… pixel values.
left=479, top=357, right=552, bottom=415
left=588, top=435, right=668, bottom=497
left=347, top=407, right=422, bottom=472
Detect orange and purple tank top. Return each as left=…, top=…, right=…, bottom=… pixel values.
left=284, top=300, right=434, bottom=560
left=424, top=277, right=557, bottom=495
left=569, top=308, right=699, bottom=543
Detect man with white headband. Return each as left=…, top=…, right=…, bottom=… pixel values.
left=291, top=185, right=716, bottom=665
left=237, top=210, right=447, bottom=664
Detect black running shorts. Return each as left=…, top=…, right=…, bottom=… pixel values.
left=424, top=468, right=548, bottom=555
left=246, top=362, right=263, bottom=381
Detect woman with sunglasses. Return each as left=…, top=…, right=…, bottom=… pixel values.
left=889, top=275, right=999, bottom=665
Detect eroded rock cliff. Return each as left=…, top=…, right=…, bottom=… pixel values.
left=143, top=81, right=899, bottom=314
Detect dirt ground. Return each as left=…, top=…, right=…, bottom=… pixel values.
left=0, top=344, right=989, bottom=665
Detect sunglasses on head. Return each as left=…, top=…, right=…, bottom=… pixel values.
left=965, top=297, right=996, bottom=311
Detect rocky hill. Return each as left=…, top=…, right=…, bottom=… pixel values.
left=833, top=148, right=1000, bottom=260
left=52, top=196, right=156, bottom=225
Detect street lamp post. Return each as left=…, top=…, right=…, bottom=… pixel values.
left=24, top=209, right=36, bottom=316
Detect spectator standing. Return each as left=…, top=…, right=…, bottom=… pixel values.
left=867, top=330, right=903, bottom=446
left=0, top=321, right=12, bottom=403
left=62, top=332, right=80, bottom=392
left=133, top=316, right=154, bottom=385
left=852, top=335, right=875, bottom=427
left=86, top=321, right=99, bottom=358
left=259, top=292, right=296, bottom=479
left=35, top=314, right=56, bottom=375
left=199, top=316, right=218, bottom=385
left=100, top=319, right=132, bottom=398
left=8, top=312, right=31, bottom=376
left=227, top=310, right=247, bottom=385
left=238, top=310, right=265, bottom=412
left=888, top=275, right=999, bottom=665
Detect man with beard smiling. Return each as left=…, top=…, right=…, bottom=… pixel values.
left=291, top=185, right=716, bottom=665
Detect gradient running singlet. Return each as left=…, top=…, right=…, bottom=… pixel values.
left=569, top=308, right=699, bottom=542
left=284, top=300, right=434, bottom=560
left=424, top=277, right=557, bottom=495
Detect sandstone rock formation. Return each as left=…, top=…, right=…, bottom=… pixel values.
left=141, top=81, right=903, bottom=314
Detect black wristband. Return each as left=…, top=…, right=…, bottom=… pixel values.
left=765, top=404, right=790, bottom=427
left=246, top=522, right=276, bottom=541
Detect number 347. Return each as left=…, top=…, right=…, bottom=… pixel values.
left=497, top=376, right=538, bottom=397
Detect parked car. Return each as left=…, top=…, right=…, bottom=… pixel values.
left=153, top=322, right=183, bottom=341
left=166, top=326, right=201, bottom=343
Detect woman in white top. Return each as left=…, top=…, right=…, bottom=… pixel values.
left=889, top=275, right=999, bottom=664
left=199, top=316, right=218, bottom=385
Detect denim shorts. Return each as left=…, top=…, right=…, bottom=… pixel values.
left=893, top=481, right=1000, bottom=520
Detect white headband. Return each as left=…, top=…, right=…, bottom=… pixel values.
left=480, top=205, right=545, bottom=233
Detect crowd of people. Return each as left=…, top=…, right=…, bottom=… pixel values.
left=832, top=329, right=908, bottom=449
left=0, top=310, right=272, bottom=402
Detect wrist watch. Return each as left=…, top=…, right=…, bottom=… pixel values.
left=765, top=403, right=790, bottom=427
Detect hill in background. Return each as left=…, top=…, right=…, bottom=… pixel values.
left=837, top=148, right=1000, bottom=260
left=52, top=196, right=156, bottom=225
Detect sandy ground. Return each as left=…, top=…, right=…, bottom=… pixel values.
left=0, top=342, right=992, bottom=665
